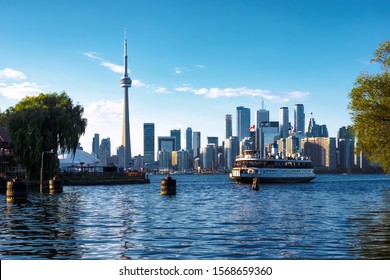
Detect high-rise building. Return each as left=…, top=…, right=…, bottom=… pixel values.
left=257, top=98, right=269, bottom=128
left=301, top=137, right=337, bottom=171
left=99, top=138, right=111, bottom=166
left=143, top=123, right=155, bottom=166
left=177, top=149, right=189, bottom=172
left=225, top=114, right=232, bottom=139
left=92, top=133, right=100, bottom=158
left=170, top=129, right=181, bottom=151
left=201, top=144, right=215, bottom=171
left=225, top=136, right=239, bottom=171
left=279, top=107, right=289, bottom=139
left=338, top=125, right=354, bottom=172
left=158, top=150, right=171, bottom=172
left=193, top=131, right=201, bottom=158
left=158, top=136, right=176, bottom=152
left=120, top=31, right=132, bottom=169
left=207, top=136, right=218, bottom=146
left=237, top=106, right=250, bottom=141
left=186, top=127, right=192, bottom=151
left=294, top=104, right=305, bottom=135
left=117, top=145, right=124, bottom=169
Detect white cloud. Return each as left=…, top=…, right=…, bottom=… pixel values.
left=174, top=67, right=186, bottom=74
left=83, top=52, right=103, bottom=61
left=0, top=68, right=27, bottom=80
left=0, top=81, right=43, bottom=100
left=154, top=86, right=169, bottom=94
left=132, top=79, right=146, bottom=87
left=174, top=86, right=309, bottom=102
left=101, top=61, right=124, bottom=74
left=83, top=99, right=123, bottom=126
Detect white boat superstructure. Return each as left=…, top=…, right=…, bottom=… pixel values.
left=229, top=150, right=315, bottom=183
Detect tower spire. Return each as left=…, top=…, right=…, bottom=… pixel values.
left=124, top=29, right=128, bottom=77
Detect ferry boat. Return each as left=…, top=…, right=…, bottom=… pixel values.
left=229, top=150, right=315, bottom=184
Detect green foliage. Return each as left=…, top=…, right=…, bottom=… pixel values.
left=4, top=92, right=87, bottom=179
left=349, top=40, right=390, bottom=173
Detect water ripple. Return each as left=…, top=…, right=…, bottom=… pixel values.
left=1, top=174, right=390, bottom=259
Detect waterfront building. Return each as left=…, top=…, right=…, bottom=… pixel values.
left=225, top=114, right=232, bottom=139
left=201, top=144, right=216, bottom=171
left=307, top=113, right=329, bottom=137
left=158, top=150, right=171, bottom=172
left=279, top=107, right=289, bottom=139
left=117, top=145, right=124, bottom=169
left=170, top=129, right=181, bottom=151
left=256, top=100, right=269, bottom=128
left=338, top=139, right=354, bottom=171
left=99, top=138, right=111, bottom=166
left=337, top=125, right=354, bottom=172
left=171, top=151, right=178, bottom=171
left=225, top=136, right=239, bottom=171
left=177, top=149, right=189, bottom=172
left=294, top=104, right=305, bottom=135
left=186, top=127, right=192, bottom=151
left=285, top=136, right=300, bottom=157
left=158, top=136, right=176, bottom=153
left=120, top=31, right=132, bottom=169
left=207, top=136, right=218, bottom=146
left=92, top=133, right=100, bottom=158
left=193, top=131, right=201, bottom=158
left=133, top=155, right=144, bottom=170
left=143, top=123, right=155, bottom=167
left=237, top=106, right=250, bottom=141
left=301, top=137, right=337, bottom=171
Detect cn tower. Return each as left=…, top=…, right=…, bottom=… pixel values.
left=120, top=31, right=132, bottom=169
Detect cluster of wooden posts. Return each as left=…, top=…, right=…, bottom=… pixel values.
left=0, top=177, right=63, bottom=203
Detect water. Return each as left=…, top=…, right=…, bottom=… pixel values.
left=1, top=174, right=390, bottom=260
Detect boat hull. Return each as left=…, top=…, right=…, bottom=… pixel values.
left=230, top=175, right=315, bottom=184
left=229, top=168, right=315, bottom=184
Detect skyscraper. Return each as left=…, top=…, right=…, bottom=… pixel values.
left=193, top=131, right=201, bottom=158
left=294, top=104, right=305, bottom=135
left=186, top=127, right=192, bottom=151
left=158, top=136, right=176, bottom=152
left=143, top=123, right=155, bottom=166
left=92, top=133, right=100, bottom=158
left=225, top=114, right=232, bottom=139
left=225, top=136, right=239, bottom=170
left=237, top=106, right=250, bottom=141
left=120, top=31, right=132, bottom=169
left=170, top=129, right=181, bottom=151
left=99, top=138, right=111, bottom=166
left=256, top=99, right=269, bottom=128
left=279, top=107, right=289, bottom=139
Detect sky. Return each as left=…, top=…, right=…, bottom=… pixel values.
left=1, top=0, right=389, bottom=156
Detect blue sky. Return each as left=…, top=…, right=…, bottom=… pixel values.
left=1, top=0, right=389, bottom=155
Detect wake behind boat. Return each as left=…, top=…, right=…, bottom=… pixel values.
left=229, top=150, right=315, bottom=184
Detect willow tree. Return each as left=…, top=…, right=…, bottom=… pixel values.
left=5, top=92, right=87, bottom=179
left=349, top=40, right=390, bottom=173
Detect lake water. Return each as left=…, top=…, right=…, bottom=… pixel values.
left=1, top=174, right=390, bottom=260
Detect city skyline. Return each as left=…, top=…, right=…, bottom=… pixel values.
left=1, top=1, right=390, bottom=156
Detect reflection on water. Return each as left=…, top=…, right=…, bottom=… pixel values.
left=0, top=174, right=390, bottom=259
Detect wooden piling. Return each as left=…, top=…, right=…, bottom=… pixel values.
left=6, top=178, right=28, bottom=203
left=252, top=177, right=259, bottom=191
left=49, top=176, right=63, bottom=194
left=161, top=175, right=176, bottom=195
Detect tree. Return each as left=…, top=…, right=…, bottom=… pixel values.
left=349, top=40, right=390, bottom=173
left=4, top=92, right=87, bottom=179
